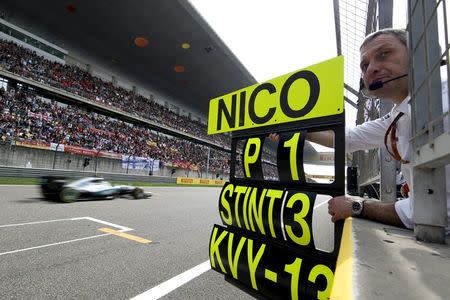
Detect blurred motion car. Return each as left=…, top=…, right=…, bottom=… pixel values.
left=40, top=176, right=151, bottom=202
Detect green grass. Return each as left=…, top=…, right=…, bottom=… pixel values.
left=0, top=177, right=39, bottom=185
left=111, top=181, right=222, bottom=187
left=0, top=177, right=223, bottom=187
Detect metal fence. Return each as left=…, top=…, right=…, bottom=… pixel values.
left=353, top=97, right=381, bottom=190
left=337, top=0, right=388, bottom=195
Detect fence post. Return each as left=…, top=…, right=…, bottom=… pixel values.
left=206, top=147, right=210, bottom=175
left=126, top=154, right=131, bottom=174
left=94, top=149, right=100, bottom=175
left=52, top=143, right=60, bottom=170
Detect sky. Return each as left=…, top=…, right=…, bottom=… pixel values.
left=189, top=1, right=337, bottom=82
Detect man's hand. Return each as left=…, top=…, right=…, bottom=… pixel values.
left=328, top=195, right=362, bottom=222
left=268, top=131, right=334, bottom=148
left=268, top=133, right=279, bottom=142
left=328, top=195, right=406, bottom=227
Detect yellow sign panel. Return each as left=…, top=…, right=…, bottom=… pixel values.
left=176, top=177, right=226, bottom=186
left=208, top=56, right=344, bottom=134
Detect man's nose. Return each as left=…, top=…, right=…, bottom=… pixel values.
left=365, top=60, right=380, bottom=76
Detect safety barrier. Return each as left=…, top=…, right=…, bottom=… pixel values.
left=0, top=166, right=175, bottom=184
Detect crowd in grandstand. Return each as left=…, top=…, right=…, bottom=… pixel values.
left=0, top=86, right=229, bottom=174
left=0, top=38, right=283, bottom=178
left=0, top=39, right=229, bottom=147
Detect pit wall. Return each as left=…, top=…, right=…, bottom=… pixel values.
left=0, top=143, right=228, bottom=180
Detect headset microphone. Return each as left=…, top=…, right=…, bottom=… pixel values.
left=368, top=73, right=408, bottom=90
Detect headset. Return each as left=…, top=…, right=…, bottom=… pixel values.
left=360, top=59, right=447, bottom=97
left=360, top=73, right=408, bottom=98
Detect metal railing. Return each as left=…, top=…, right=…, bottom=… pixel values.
left=0, top=165, right=175, bottom=184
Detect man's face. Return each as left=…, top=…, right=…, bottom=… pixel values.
left=360, top=33, right=409, bottom=102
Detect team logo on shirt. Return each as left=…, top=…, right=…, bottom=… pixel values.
left=381, top=113, right=391, bottom=121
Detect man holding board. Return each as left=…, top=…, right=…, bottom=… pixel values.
left=315, top=28, right=449, bottom=235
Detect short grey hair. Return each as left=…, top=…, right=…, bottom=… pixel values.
left=360, top=28, right=408, bottom=49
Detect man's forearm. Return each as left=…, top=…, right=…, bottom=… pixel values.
left=361, top=200, right=405, bottom=227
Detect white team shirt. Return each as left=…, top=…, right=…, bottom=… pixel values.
left=346, top=97, right=450, bottom=234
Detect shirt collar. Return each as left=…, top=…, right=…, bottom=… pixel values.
left=393, top=95, right=410, bottom=115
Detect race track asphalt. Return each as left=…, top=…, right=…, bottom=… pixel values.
left=0, top=185, right=334, bottom=299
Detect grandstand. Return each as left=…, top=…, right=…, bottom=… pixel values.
left=0, top=6, right=243, bottom=179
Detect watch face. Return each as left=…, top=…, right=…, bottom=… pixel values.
left=352, top=201, right=362, bottom=215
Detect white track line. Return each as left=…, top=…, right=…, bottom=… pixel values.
left=73, top=217, right=133, bottom=232
left=131, top=260, right=211, bottom=300
left=0, top=217, right=133, bottom=256
left=0, top=217, right=132, bottom=231
left=0, top=233, right=110, bottom=256
left=0, top=218, right=78, bottom=228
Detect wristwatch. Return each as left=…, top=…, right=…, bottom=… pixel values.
left=351, top=200, right=365, bottom=217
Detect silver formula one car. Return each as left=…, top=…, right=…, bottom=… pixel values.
left=40, top=176, right=152, bottom=203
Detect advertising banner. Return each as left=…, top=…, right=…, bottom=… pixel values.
left=176, top=177, right=226, bottom=186
left=15, top=140, right=50, bottom=150
left=50, top=143, right=65, bottom=152
left=97, top=151, right=122, bottom=160
left=121, top=155, right=160, bottom=171
left=64, top=145, right=97, bottom=156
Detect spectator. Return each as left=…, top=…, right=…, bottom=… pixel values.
left=0, top=85, right=234, bottom=173
left=0, top=39, right=230, bottom=147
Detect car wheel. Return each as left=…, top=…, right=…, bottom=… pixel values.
left=107, top=193, right=118, bottom=200
left=60, top=188, right=80, bottom=203
left=132, top=188, right=145, bottom=199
